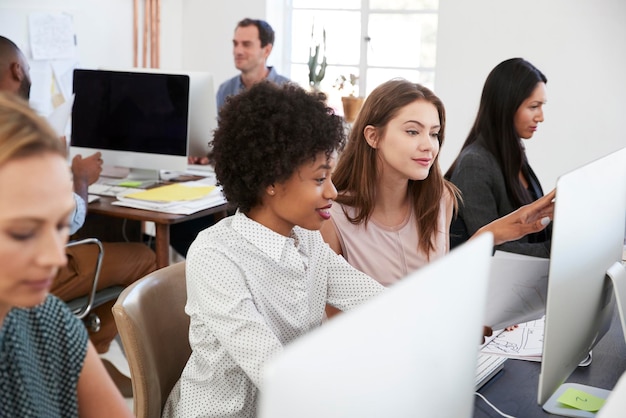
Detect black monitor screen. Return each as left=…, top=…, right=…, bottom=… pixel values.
left=71, top=69, right=190, bottom=156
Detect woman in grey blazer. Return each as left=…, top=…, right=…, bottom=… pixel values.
left=445, top=58, right=551, bottom=257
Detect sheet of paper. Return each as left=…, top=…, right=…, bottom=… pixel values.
left=28, top=61, right=53, bottom=116
left=46, top=93, right=74, bottom=137
left=28, top=12, right=76, bottom=60
left=481, top=317, right=544, bottom=361
left=484, top=251, right=549, bottom=330
left=50, top=59, right=78, bottom=102
left=112, top=192, right=227, bottom=215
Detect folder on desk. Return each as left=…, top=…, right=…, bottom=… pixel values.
left=122, top=183, right=216, bottom=203
left=113, top=179, right=227, bottom=214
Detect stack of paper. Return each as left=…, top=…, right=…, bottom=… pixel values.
left=112, top=178, right=227, bottom=214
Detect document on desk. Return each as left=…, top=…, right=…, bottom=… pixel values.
left=484, top=251, right=549, bottom=330
left=112, top=179, right=227, bottom=214
left=481, top=317, right=544, bottom=361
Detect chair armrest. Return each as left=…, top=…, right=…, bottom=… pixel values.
left=65, top=238, right=104, bottom=319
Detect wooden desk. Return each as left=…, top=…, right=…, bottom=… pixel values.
left=87, top=196, right=228, bottom=268
left=474, top=309, right=626, bottom=417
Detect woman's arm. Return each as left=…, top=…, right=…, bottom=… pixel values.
left=77, top=341, right=133, bottom=418
left=473, top=189, right=555, bottom=246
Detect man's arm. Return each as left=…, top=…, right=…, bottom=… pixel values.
left=69, top=192, right=87, bottom=235
left=68, top=152, right=102, bottom=234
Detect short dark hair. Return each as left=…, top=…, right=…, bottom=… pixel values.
left=210, top=82, right=345, bottom=213
left=0, top=35, right=21, bottom=66
left=237, top=18, right=275, bottom=47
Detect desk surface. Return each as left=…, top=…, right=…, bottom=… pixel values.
left=474, top=309, right=626, bottom=417
left=88, top=196, right=228, bottom=224
left=88, top=196, right=228, bottom=268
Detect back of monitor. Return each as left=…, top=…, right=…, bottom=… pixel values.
left=258, top=233, right=494, bottom=418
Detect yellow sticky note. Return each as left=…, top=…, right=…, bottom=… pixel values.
left=124, top=184, right=215, bottom=202
left=118, top=181, right=143, bottom=187
left=557, top=388, right=605, bottom=412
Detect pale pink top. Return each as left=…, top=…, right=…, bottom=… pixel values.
left=328, top=195, right=453, bottom=287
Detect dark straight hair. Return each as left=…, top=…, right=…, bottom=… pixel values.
left=445, top=58, right=547, bottom=207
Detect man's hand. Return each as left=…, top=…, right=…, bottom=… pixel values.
left=188, top=155, right=210, bottom=165
left=72, top=152, right=103, bottom=201
left=474, top=189, right=555, bottom=246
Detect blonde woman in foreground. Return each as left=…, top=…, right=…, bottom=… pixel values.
left=0, top=92, right=132, bottom=417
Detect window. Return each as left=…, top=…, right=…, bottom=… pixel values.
left=287, top=0, right=439, bottom=103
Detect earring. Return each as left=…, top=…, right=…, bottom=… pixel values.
left=268, top=189, right=275, bottom=195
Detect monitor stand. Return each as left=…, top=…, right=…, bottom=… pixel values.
left=100, top=165, right=160, bottom=187
left=542, top=262, right=626, bottom=417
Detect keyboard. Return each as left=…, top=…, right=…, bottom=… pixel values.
left=475, top=353, right=507, bottom=390
left=87, top=183, right=143, bottom=197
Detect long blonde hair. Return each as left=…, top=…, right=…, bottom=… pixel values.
left=0, top=92, right=65, bottom=167
left=333, top=79, right=460, bottom=256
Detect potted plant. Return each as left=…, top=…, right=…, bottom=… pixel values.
left=334, top=73, right=364, bottom=123
left=308, top=24, right=327, bottom=91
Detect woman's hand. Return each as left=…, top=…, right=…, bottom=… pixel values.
left=474, top=189, right=555, bottom=246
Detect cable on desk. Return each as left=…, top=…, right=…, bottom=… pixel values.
left=122, top=218, right=130, bottom=243
left=475, top=392, right=517, bottom=418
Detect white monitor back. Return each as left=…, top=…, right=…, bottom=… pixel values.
left=538, top=146, right=626, bottom=408
left=258, top=233, right=494, bottom=418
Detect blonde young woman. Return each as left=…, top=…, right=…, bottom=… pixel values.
left=321, top=79, right=554, bottom=317
left=0, top=92, right=132, bottom=417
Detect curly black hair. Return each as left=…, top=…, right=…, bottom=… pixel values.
left=210, top=82, right=346, bottom=213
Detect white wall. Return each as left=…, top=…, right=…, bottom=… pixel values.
left=436, top=0, right=626, bottom=189
left=0, top=0, right=182, bottom=70
left=181, top=0, right=290, bottom=88
left=3, top=0, right=624, bottom=190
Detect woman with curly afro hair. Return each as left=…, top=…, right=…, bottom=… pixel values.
left=162, top=82, right=386, bottom=418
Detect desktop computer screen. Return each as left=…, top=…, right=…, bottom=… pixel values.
left=538, top=147, right=626, bottom=416
left=99, top=67, right=218, bottom=162
left=70, top=68, right=191, bottom=179
left=258, top=233, right=495, bottom=418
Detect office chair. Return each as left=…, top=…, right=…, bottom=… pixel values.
left=112, top=261, right=191, bottom=418
left=65, top=238, right=125, bottom=331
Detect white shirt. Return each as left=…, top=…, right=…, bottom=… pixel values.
left=162, top=212, right=384, bottom=418
left=69, top=192, right=87, bottom=235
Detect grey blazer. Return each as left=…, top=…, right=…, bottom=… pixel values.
left=448, top=139, right=551, bottom=258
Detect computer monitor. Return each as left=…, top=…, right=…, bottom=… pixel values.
left=70, top=68, right=190, bottom=180
left=100, top=67, right=218, bottom=162
left=70, top=68, right=217, bottom=181
left=258, top=233, right=495, bottom=418
left=538, top=147, right=626, bottom=416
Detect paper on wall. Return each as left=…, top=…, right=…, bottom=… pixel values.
left=47, top=93, right=74, bottom=138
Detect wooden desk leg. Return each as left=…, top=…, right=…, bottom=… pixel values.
left=154, top=223, right=171, bottom=269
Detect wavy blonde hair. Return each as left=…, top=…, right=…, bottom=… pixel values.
left=0, top=92, right=65, bottom=167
